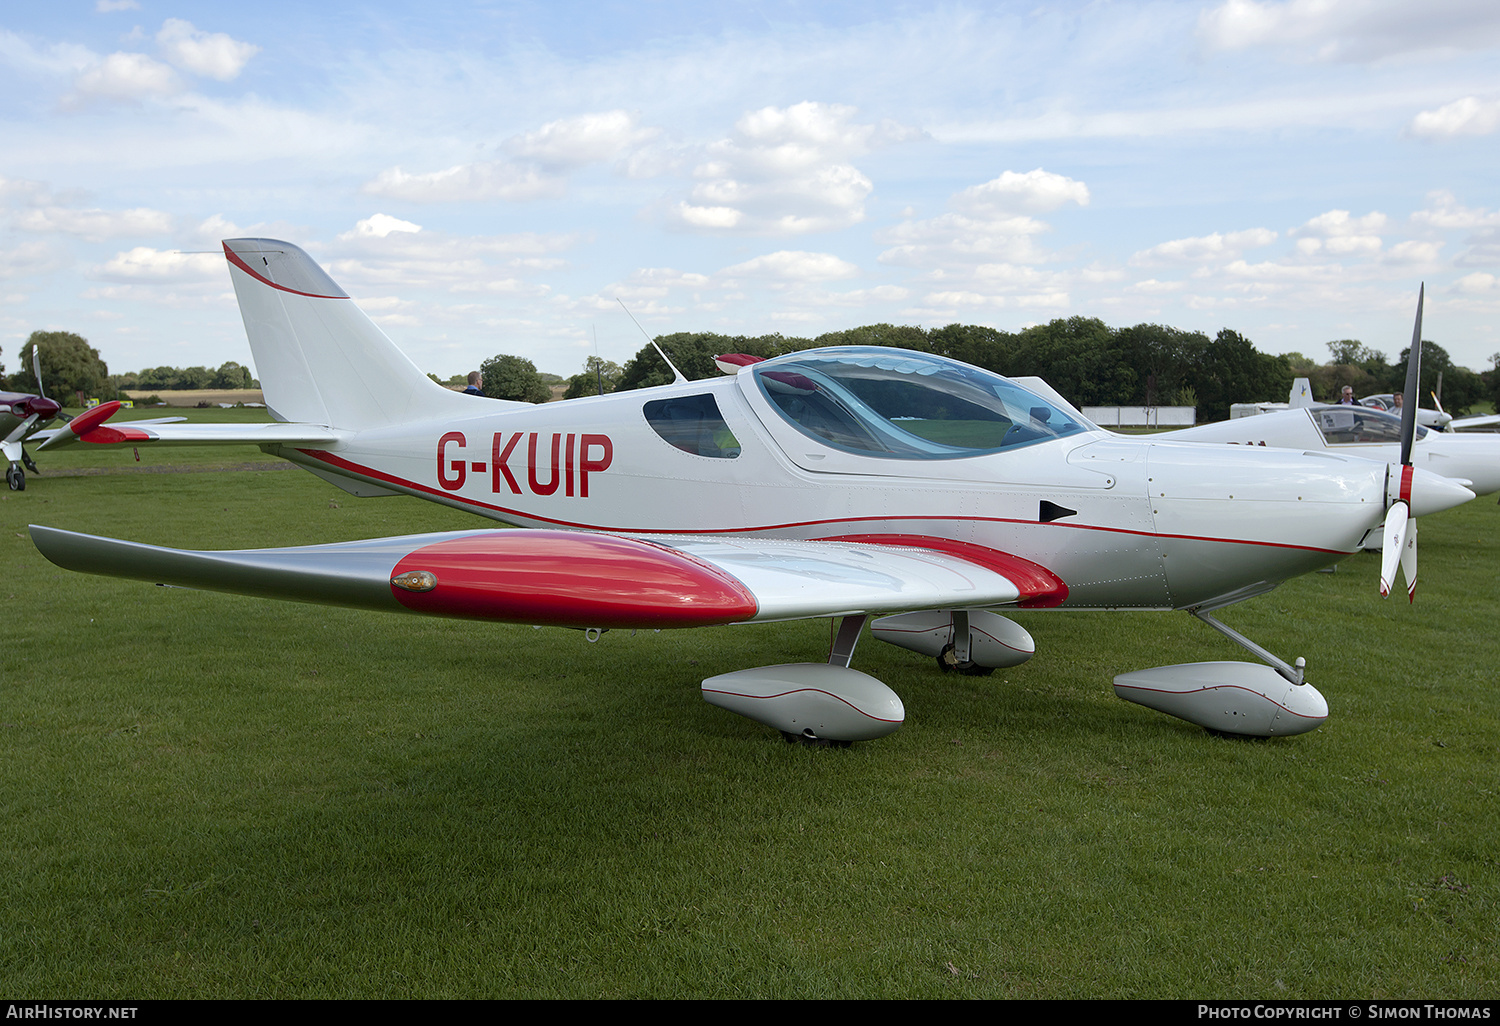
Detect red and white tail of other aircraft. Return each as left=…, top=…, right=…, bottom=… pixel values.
left=30, top=241, right=1473, bottom=743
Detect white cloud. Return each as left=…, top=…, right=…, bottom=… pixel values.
left=670, top=102, right=920, bottom=235
left=362, top=110, right=659, bottom=205
left=1408, top=96, right=1500, bottom=140
left=16, top=206, right=174, bottom=242
left=628, top=267, right=712, bottom=289
left=718, top=251, right=860, bottom=281
left=341, top=214, right=423, bottom=240
left=1129, top=279, right=1186, bottom=293
left=68, top=52, right=179, bottom=106
left=952, top=169, right=1090, bottom=216
left=1289, top=209, right=1385, bottom=256
left=363, top=162, right=564, bottom=203
left=324, top=231, right=579, bottom=294
left=1130, top=228, right=1278, bottom=266
left=1221, top=258, right=1344, bottom=282
left=1198, top=0, right=1500, bottom=62
left=1452, top=272, right=1498, bottom=295
left=1411, top=191, right=1500, bottom=230
left=183, top=214, right=246, bottom=246
left=1381, top=240, right=1442, bottom=264
left=156, top=19, right=259, bottom=81
left=877, top=212, right=1053, bottom=268
left=504, top=110, right=658, bottom=169
left=0, top=241, right=69, bottom=280
left=676, top=203, right=742, bottom=229
left=1297, top=209, right=1388, bottom=237
left=94, top=247, right=222, bottom=282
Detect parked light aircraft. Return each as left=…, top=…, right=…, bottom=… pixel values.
left=2, top=347, right=65, bottom=490
left=1359, top=394, right=1451, bottom=430
left=1165, top=403, right=1500, bottom=497
left=29, top=241, right=1473, bottom=743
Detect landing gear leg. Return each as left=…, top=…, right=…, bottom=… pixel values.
left=1189, top=607, right=1305, bottom=685
left=6, top=464, right=24, bottom=491
left=934, top=610, right=994, bottom=676
left=826, top=613, right=867, bottom=668
left=771, top=614, right=868, bottom=745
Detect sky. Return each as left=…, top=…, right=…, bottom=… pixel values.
left=1, top=0, right=1498, bottom=384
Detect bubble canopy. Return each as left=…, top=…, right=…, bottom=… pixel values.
left=751, top=347, right=1089, bottom=460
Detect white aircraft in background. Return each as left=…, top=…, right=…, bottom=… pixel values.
left=1166, top=402, right=1500, bottom=498
left=1359, top=394, right=1452, bottom=430
left=30, top=241, right=1471, bottom=744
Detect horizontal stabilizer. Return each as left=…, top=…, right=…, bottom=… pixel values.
left=37, top=400, right=341, bottom=451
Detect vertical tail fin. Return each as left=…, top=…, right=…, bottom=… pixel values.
left=223, top=239, right=503, bottom=429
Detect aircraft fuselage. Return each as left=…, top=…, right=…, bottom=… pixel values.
left=267, top=370, right=1403, bottom=613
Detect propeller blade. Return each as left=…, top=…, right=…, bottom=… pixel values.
left=1399, top=284, right=1423, bottom=466
left=31, top=344, right=46, bottom=401
left=1379, top=501, right=1409, bottom=599
left=1400, top=518, right=1418, bottom=602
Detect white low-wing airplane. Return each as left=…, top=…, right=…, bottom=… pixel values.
left=30, top=240, right=1474, bottom=743
left=1165, top=402, right=1500, bottom=496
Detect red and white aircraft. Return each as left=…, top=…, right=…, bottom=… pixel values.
left=30, top=241, right=1473, bottom=743
left=3, top=346, right=65, bottom=490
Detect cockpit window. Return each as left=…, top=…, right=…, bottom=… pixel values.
left=1313, top=406, right=1428, bottom=445
left=752, top=347, right=1087, bottom=459
left=644, top=394, right=741, bottom=458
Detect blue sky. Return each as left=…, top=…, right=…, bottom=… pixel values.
left=2, top=0, right=1498, bottom=383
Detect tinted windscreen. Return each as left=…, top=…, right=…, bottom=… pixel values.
left=1314, top=406, right=1427, bottom=445
left=754, top=348, right=1086, bottom=459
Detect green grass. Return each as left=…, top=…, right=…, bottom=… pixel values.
left=1, top=452, right=1497, bottom=998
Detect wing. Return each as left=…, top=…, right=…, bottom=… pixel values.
left=36, top=400, right=340, bottom=451
left=29, top=526, right=1067, bottom=629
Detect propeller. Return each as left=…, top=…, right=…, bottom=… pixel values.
left=27, top=343, right=70, bottom=423
left=1381, top=284, right=1423, bottom=601
left=31, top=344, right=45, bottom=400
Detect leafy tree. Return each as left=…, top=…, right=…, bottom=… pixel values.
left=1398, top=341, right=1482, bottom=415
left=615, top=332, right=787, bottom=391
left=1191, top=328, right=1292, bottom=421
left=1326, top=339, right=1385, bottom=366
left=16, top=330, right=109, bottom=402
left=1310, top=363, right=1380, bottom=402
left=1008, top=316, right=1135, bottom=406
left=563, top=356, right=624, bottom=399
left=211, top=361, right=254, bottom=389
left=479, top=353, right=552, bottom=403
left=811, top=323, right=931, bottom=351
left=927, top=323, right=1015, bottom=371
left=1114, top=323, right=1210, bottom=407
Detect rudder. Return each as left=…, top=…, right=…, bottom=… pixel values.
left=223, top=238, right=503, bottom=430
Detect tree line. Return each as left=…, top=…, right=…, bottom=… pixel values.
left=2, top=330, right=258, bottom=401
left=483, top=318, right=1495, bottom=422
left=8, top=321, right=1494, bottom=422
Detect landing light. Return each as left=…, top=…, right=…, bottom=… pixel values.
left=392, top=570, right=437, bottom=592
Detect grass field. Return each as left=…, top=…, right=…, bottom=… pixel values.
left=120, top=389, right=266, bottom=408
left=2, top=422, right=1497, bottom=998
